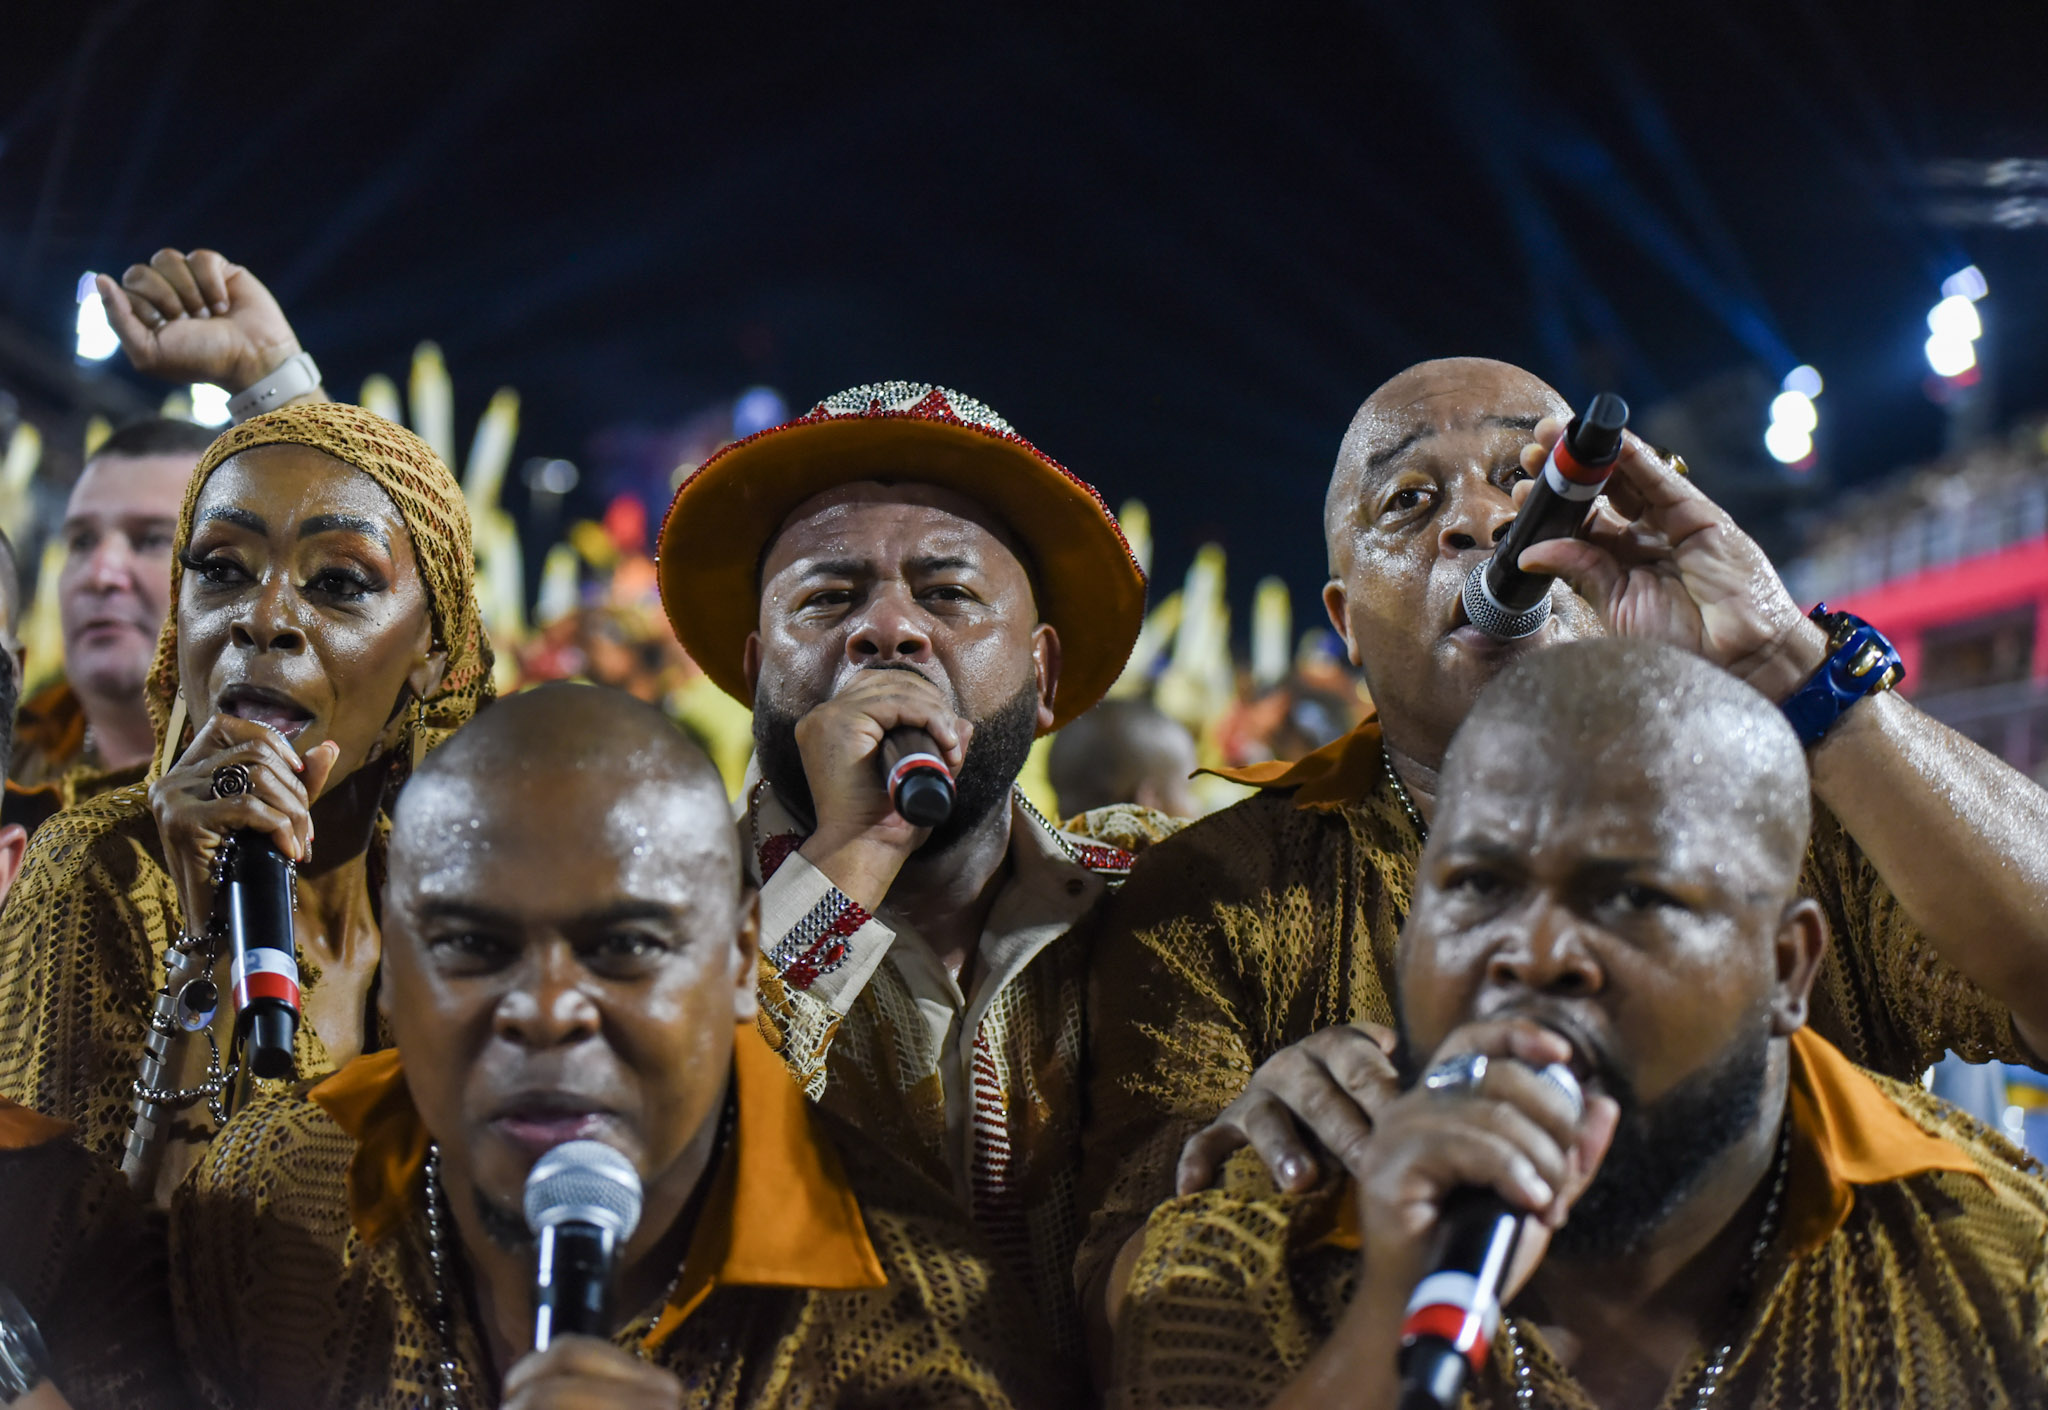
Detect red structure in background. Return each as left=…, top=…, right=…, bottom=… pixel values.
left=1788, top=423, right=2048, bottom=781
left=1833, top=531, right=2048, bottom=691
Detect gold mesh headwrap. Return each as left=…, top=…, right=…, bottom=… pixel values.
left=144, top=402, right=494, bottom=779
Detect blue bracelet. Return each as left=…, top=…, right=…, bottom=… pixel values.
left=1780, top=604, right=1905, bottom=748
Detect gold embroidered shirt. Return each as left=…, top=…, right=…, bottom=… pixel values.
left=1078, top=718, right=2034, bottom=1298
left=1110, top=1029, right=2048, bottom=1408
left=746, top=777, right=1181, bottom=1356
left=171, top=1022, right=1071, bottom=1409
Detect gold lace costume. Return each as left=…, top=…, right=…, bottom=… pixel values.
left=747, top=781, right=1182, bottom=1358
left=170, top=1023, right=1073, bottom=1409
left=0, top=403, right=492, bottom=1193
left=0, top=1099, right=185, bottom=1410
left=1110, top=1029, right=2048, bottom=1408
left=1078, top=718, right=2032, bottom=1298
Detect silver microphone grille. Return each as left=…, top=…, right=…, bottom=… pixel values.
left=523, top=1140, right=643, bottom=1242
left=1460, top=561, right=1553, bottom=640
left=1534, top=1062, right=1585, bottom=1123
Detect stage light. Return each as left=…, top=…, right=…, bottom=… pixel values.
left=1940, top=265, right=1988, bottom=302
left=1769, top=390, right=1818, bottom=435
left=1764, top=420, right=1813, bottom=465
left=1924, top=330, right=1978, bottom=378
left=1927, top=294, right=1982, bottom=343
left=189, top=384, right=232, bottom=426
left=731, top=386, right=788, bottom=439
left=1781, top=365, right=1824, bottom=398
left=74, top=275, right=118, bottom=361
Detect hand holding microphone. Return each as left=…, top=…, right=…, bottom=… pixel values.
left=1347, top=1021, right=1617, bottom=1410
left=1461, top=393, right=1629, bottom=640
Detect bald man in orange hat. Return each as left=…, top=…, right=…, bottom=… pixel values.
left=659, top=381, right=1179, bottom=1357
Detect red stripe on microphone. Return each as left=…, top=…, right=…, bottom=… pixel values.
left=887, top=753, right=953, bottom=790
left=233, top=972, right=302, bottom=1012
left=1400, top=1304, right=1492, bottom=1370
left=1549, top=438, right=1615, bottom=486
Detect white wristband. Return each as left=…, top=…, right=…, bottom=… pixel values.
left=227, top=351, right=322, bottom=423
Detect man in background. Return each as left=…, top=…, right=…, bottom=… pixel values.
left=13, top=418, right=212, bottom=795
left=1050, top=698, right=1201, bottom=821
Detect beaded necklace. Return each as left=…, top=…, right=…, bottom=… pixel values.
left=1502, top=1120, right=1792, bottom=1408
left=1384, top=752, right=1429, bottom=843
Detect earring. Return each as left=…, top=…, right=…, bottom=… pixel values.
left=410, top=696, right=429, bottom=773
left=158, top=693, right=189, bottom=779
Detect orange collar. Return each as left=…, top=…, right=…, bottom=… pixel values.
left=1204, top=716, right=1385, bottom=811
left=309, top=1020, right=885, bottom=1348
left=0, top=1096, right=70, bottom=1151
left=1313, top=1029, right=1981, bottom=1256
left=1778, top=1026, right=1982, bottom=1255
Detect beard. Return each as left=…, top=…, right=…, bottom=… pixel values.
left=1549, top=1024, right=1770, bottom=1260
left=1391, top=1013, right=1771, bottom=1262
left=754, top=669, right=1042, bottom=855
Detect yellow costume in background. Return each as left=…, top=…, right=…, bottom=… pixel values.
left=172, top=1024, right=1071, bottom=1409
left=1078, top=718, right=2035, bottom=1296
left=1111, top=1030, right=2048, bottom=1408
left=0, top=404, right=492, bottom=1192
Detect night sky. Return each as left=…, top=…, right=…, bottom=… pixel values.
left=5, top=1, right=2046, bottom=624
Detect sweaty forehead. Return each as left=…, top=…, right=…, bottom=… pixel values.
left=393, top=768, right=732, bottom=905
left=1347, top=361, right=1569, bottom=476
left=760, top=480, right=1031, bottom=581
left=1443, top=719, right=1787, bottom=886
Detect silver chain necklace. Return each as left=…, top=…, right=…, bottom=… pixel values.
left=1503, top=1119, right=1792, bottom=1408
left=1384, top=752, right=1428, bottom=842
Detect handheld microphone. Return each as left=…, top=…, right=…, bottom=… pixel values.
left=222, top=831, right=300, bottom=1081
left=1460, top=393, right=1630, bottom=640
left=881, top=726, right=955, bottom=829
left=1397, top=1061, right=1583, bottom=1410
left=524, top=1140, right=644, bottom=1349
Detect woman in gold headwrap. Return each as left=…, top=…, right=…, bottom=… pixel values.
left=0, top=402, right=492, bottom=1201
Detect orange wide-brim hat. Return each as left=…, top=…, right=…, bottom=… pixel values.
left=657, top=381, right=1146, bottom=730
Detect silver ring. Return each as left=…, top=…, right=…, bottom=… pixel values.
left=1421, top=1052, right=1490, bottom=1096
left=210, top=763, right=251, bottom=799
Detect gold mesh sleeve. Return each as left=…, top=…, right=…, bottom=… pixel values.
left=1076, top=790, right=1411, bottom=1302
left=755, top=959, right=842, bottom=1099
left=1108, top=1150, right=1355, bottom=1409
left=0, top=786, right=178, bottom=1163
left=1801, top=802, right=2031, bottom=1079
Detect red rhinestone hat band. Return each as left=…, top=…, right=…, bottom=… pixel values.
left=657, top=381, right=1148, bottom=730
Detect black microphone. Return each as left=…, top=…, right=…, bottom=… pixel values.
left=1460, top=393, right=1630, bottom=640
left=222, top=831, right=300, bottom=1081
left=881, top=726, right=955, bottom=829
left=1397, top=1062, right=1583, bottom=1410
left=524, top=1140, right=644, bottom=1349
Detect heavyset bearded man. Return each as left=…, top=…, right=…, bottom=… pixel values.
left=1080, top=357, right=2048, bottom=1365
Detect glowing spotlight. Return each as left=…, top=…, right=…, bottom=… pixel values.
left=189, top=384, right=232, bottom=427
left=1769, top=390, right=1818, bottom=435
left=1781, top=364, right=1824, bottom=398
left=1940, top=265, right=1988, bottom=302
left=74, top=275, right=118, bottom=361
left=1927, top=294, right=1983, bottom=343
left=1764, top=421, right=1813, bottom=465
left=1924, top=330, right=1978, bottom=378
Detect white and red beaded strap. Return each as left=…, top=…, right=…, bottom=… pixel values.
left=966, top=1024, right=1034, bottom=1276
